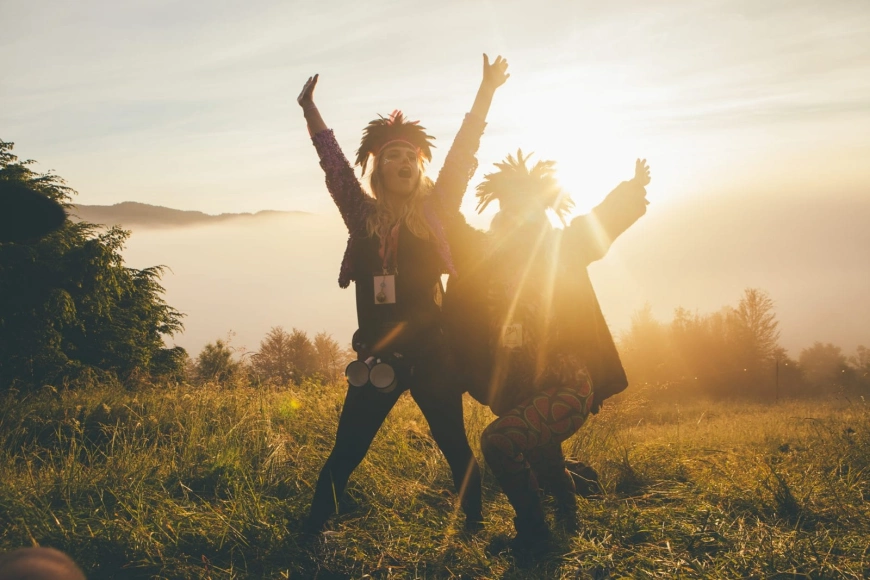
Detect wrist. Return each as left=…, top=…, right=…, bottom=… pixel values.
left=478, top=82, right=497, bottom=96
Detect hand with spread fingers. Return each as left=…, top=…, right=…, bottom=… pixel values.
left=470, top=53, right=510, bottom=124
left=482, top=54, right=510, bottom=92
left=633, top=158, right=651, bottom=187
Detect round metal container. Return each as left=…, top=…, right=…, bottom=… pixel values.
left=345, top=359, right=371, bottom=387
left=369, top=362, right=397, bottom=393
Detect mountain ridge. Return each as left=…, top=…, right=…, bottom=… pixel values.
left=71, top=201, right=310, bottom=228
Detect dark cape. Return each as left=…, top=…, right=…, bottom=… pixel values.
left=443, top=179, right=647, bottom=415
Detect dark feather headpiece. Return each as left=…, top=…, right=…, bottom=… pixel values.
left=355, top=110, right=435, bottom=175
left=475, top=149, right=574, bottom=219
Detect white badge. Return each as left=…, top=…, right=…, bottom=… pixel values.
left=374, top=274, right=396, bottom=304
left=501, top=323, right=523, bottom=348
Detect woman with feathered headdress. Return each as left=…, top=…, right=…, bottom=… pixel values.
left=297, top=55, right=509, bottom=535
left=443, top=150, right=651, bottom=556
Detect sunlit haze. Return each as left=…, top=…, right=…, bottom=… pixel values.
left=3, top=0, right=868, bottom=357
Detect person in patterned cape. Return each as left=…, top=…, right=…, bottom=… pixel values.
left=443, top=151, right=651, bottom=554
left=297, top=54, right=509, bottom=536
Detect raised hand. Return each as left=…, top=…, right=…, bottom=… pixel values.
left=633, top=158, right=651, bottom=187
left=298, top=74, right=319, bottom=109
left=298, top=74, right=327, bottom=135
left=482, top=54, right=510, bottom=91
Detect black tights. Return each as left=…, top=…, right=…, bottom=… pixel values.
left=306, top=373, right=482, bottom=531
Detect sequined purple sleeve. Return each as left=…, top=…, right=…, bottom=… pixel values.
left=311, top=129, right=371, bottom=235
left=433, top=113, right=487, bottom=215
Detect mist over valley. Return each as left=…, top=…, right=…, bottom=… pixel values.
left=78, top=193, right=870, bottom=360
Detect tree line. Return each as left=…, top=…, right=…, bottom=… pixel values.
left=618, top=288, right=870, bottom=400
left=192, top=327, right=353, bottom=386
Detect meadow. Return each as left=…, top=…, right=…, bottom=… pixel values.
left=1, top=381, right=868, bottom=579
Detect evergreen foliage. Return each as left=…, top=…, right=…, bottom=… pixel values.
left=799, top=342, right=852, bottom=389
left=620, top=287, right=868, bottom=398
left=194, top=339, right=240, bottom=384
left=312, top=330, right=349, bottom=382
left=0, top=140, right=185, bottom=389
left=250, top=327, right=297, bottom=385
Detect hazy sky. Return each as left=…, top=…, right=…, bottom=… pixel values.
left=3, top=0, right=869, bottom=356
left=3, top=0, right=869, bottom=217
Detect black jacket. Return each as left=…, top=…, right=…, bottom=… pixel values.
left=443, top=179, right=647, bottom=415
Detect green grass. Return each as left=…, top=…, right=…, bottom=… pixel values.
left=1, top=382, right=869, bottom=579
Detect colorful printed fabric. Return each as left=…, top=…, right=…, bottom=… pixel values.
left=481, top=368, right=594, bottom=478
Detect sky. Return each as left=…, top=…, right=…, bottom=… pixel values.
left=2, top=0, right=869, bottom=356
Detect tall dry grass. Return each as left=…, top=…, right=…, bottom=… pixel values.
left=1, top=381, right=868, bottom=579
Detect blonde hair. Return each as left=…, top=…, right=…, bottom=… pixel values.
left=364, top=153, right=435, bottom=241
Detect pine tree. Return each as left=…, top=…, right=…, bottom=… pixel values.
left=251, top=327, right=296, bottom=385
left=0, top=140, right=185, bottom=389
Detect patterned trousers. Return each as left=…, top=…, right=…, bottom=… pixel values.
left=480, top=369, right=594, bottom=529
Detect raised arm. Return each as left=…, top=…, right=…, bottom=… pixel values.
left=435, top=54, right=510, bottom=215
left=298, top=74, right=369, bottom=234
left=565, top=159, right=651, bottom=265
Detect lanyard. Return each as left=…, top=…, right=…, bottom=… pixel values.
left=378, top=223, right=400, bottom=274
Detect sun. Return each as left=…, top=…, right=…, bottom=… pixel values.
left=487, top=97, right=641, bottom=218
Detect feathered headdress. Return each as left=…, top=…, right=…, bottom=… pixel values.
left=355, top=110, right=435, bottom=175
left=475, top=149, right=574, bottom=220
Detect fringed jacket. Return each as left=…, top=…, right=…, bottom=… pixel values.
left=310, top=114, right=486, bottom=289
left=443, top=179, right=648, bottom=416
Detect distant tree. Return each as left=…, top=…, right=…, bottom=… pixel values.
left=732, top=288, right=780, bottom=364
left=850, top=345, right=870, bottom=390
left=152, top=345, right=189, bottom=383
left=251, top=327, right=296, bottom=385
left=799, top=342, right=850, bottom=390
left=287, top=328, right=318, bottom=384
left=618, top=290, right=785, bottom=400
left=313, top=331, right=349, bottom=382
left=728, top=288, right=781, bottom=393
left=770, top=346, right=802, bottom=397
left=619, top=304, right=672, bottom=386
left=667, top=307, right=736, bottom=395
left=851, top=345, right=870, bottom=374
left=0, top=140, right=185, bottom=389
left=195, top=339, right=240, bottom=384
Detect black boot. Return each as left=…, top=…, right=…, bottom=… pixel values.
left=509, top=509, right=551, bottom=558
left=534, top=459, right=579, bottom=531
left=302, top=464, right=345, bottom=539
left=499, top=469, right=552, bottom=558
left=463, top=515, right=484, bottom=534
left=549, top=469, right=579, bottom=533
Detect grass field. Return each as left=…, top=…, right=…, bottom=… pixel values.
left=1, top=381, right=869, bottom=579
